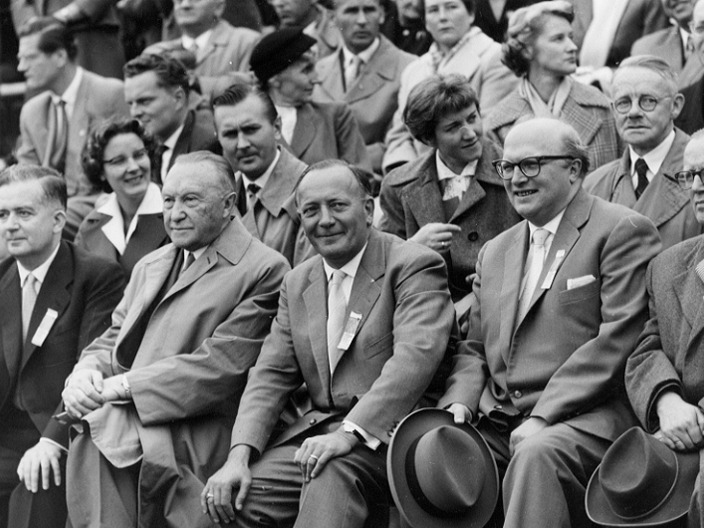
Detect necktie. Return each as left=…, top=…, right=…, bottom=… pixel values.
left=635, top=158, right=649, bottom=199
left=246, top=182, right=261, bottom=211
left=345, top=55, right=362, bottom=92
left=686, top=35, right=695, bottom=60
left=696, top=259, right=704, bottom=285
left=518, top=228, right=549, bottom=320
left=327, top=269, right=347, bottom=373
left=182, top=252, right=196, bottom=275
left=160, top=144, right=171, bottom=183
left=44, top=99, right=68, bottom=173
left=22, top=274, right=38, bottom=341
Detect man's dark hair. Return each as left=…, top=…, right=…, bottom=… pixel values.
left=212, top=81, right=279, bottom=124
left=0, top=164, right=67, bottom=209
left=17, top=19, right=78, bottom=61
left=123, top=53, right=190, bottom=97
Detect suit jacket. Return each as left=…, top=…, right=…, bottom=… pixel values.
left=145, top=20, right=260, bottom=97
left=0, top=242, right=124, bottom=447
left=285, top=101, right=370, bottom=170
left=380, top=140, right=521, bottom=301
left=631, top=25, right=687, bottom=74
left=67, top=218, right=289, bottom=527
left=570, top=0, right=668, bottom=68
left=236, top=148, right=313, bottom=267
left=17, top=71, right=129, bottom=197
left=439, top=189, right=661, bottom=442
left=584, top=128, right=702, bottom=251
left=484, top=80, right=621, bottom=172
left=627, top=235, right=704, bottom=431
left=314, top=36, right=415, bottom=172
left=382, top=26, right=518, bottom=173
left=74, top=209, right=170, bottom=277
left=231, top=229, right=455, bottom=453
left=162, top=108, right=221, bottom=180
left=675, top=75, right=704, bottom=135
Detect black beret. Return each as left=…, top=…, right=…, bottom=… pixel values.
left=250, top=28, right=317, bottom=86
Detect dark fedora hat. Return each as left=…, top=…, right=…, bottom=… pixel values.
left=387, top=408, right=499, bottom=528
left=586, top=427, right=699, bottom=527
left=249, top=28, right=317, bottom=86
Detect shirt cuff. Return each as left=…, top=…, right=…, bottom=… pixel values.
left=343, top=420, right=381, bottom=451
left=40, top=437, right=68, bottom=454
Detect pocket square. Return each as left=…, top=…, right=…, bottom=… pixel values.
left=567, top=275, right=596, bottom=290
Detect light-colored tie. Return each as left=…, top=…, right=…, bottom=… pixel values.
left=518, top=229, right=549, bottom=320
left=43, top=99, right=68, bottom=173
left=345, top=55, right=362, bottom=92
left=327, top=269, right=347, bottom=372
left=22, top=274, right=38, bottom=341
left=686, top=35, right=695, bottom=60
left=695, top=259, right=704, bottom=285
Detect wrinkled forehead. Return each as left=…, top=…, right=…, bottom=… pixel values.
left=612, top=67, right=675, bottom=97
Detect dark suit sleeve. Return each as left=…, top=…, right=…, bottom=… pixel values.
left=530, top=213, right=661, bottom=424
left=626, top=262, right=685, bottom=432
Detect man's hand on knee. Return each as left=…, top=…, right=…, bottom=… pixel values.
left=509, top=417, right=548, bottom=456
left=655, top=391, right=704, bottom=451
left=202, top=445, right=253, bottom=524
left=61, top=369, right=105, bottom=419
left=293, top=428, right=359, bottom=482
left=17, top=439, right=63, bottom=493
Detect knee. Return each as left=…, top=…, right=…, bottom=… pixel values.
left=508, top=432, right=567, bottom=476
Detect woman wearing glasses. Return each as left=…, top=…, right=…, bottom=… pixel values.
left=483, top=1, right=620, bottom=172
left=380, top=74, right=520, bottom=309
left=75, top=118, right=169, bottom=277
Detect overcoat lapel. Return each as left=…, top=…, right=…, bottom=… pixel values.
left=0, top=265, right=21, bottom=405
left=405, top=158, right=445, bottom=225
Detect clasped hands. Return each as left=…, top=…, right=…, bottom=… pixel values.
left=61, top=369, right=128, bottom=420
left=655, top=391, right=704, bottom=451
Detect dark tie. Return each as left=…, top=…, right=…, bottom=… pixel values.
left=44, top=99, right=68, bottom=174
left=246, top=182, right=261, bottom=210
left=635, top=158, right=649, bottom=199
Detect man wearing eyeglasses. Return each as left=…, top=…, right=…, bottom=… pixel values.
left=438, top=117, right=661, bottom=527
left=584, top=54, right=702, bottom=251
left=626, top=128, right=704, bottom=528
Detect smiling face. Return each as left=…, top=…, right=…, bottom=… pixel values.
left=684, top=136, right=704, bottom=224
left=431, top=102, right=483, bottom=174
left=101, top=132, right=152, bottom=208
left=296, top=165, right=374, bottom=269
left=162, top=161, right=235, bottom=250
left=502, top=120, right=581, bottom=226
left=334, top=0, right=384, bottom=54
left=124, top=71, right=186, bottom=141
left=269, top=51, right=319, bottom=107
left=527, top=14, right=577, bottom=79
left=424, top=0, right=474, bottom=52
left=0, top=179, right=65, bottom=270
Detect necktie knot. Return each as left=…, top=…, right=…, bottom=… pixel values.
left=330, top=269, right=346, bottom=288
left=247, top=183, right=261, bottom=196
left=532, top=228, right=549, bottom=248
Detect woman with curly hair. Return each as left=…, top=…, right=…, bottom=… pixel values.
left=483, top=0, right=620, bottom=171
left=75, top=117, right=169, bottom=276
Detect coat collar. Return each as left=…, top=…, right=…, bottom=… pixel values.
left=256, top=149, right=307, bottom=217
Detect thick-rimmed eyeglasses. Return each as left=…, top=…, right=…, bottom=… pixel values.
left=492, top=156, right=577, bottom=180
left=673, top=169, right=704, bottom=190
left=613, top=95, right=672, bottom=114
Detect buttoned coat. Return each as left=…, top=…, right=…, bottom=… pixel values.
left=74, top=210, right=169, bottom=277
left=584, top=128, right=702, bottom=251
left=285, top=101, right=370, bottom=170
left=65, top=218, right=289, bottom=527
left=379, top=139, right=520, bottom=301
left=570, top=0, right=668, bottom=68
left=675, top=75, right=704, bottom=135
left=16, top=71, right=128, bottom=197
left=145, top=20, right=260, bottom=97
left=231, top=229, right=455, bottom=453
left=314, top=36, right=415, bottom=172
left=439, top=189, right=661, bottom=442
left=236, top=148, right=312, bottom=266
left=484, top=81, right=621, bottom=172
left=382, top=26, right=518, bottom=173
left=631, top=25, right=687, bottom=74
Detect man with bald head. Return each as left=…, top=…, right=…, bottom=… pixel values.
left=61, top=152, right=289, bottom=527
left=438, top=118, right=662, bottom=527
left=202, top=159, right=455, bottom=528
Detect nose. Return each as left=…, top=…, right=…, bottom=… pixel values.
left=125, top=155, right=140, bottom=172
left=319, top=205, right=335, bottom=226
left=567, top=37, right=577, bottom=52
left=437, top=5, right=448, bottom=19
left=626, top=98, right=643, bottom=118
left=17, top=57, right=27, bottom=72
left=237, top=133, right=250, bottom=149
left=309, top=69, right=320, bottom=84
left=460, top=123, right=475, bottom=139
left=129, top=103, right=142, bottom=119
left=169, top=199, right=187, bottom=221
left=692, top=173, right=704, bottom=192
left=355, top=9, right=368, bottom=24
left=509, top=165, right=528, bottom=185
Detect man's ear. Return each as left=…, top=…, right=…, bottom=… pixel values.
left=52, top=209, right=67, bottom=234
left=222, top=191, right=237, bottom=217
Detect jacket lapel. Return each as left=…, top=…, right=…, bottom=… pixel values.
left=169, top=111, right=195, bottom=170
left=607, top=152, right=637, bottom=207
left=449, top=142, right=503, bottom=223
left=346, top=38, right=396, bottom=104
left=123, top=214, right=167, bottom=265
left=500, top=224, right=528, bottom=364
left=404, top=157, right=445, bottom=225
left=69, top=75, right=90, bottom=162
left=0, top=264, right=21, bottom=406
left=316, top=51, right=345, bottom=101
left=290, top=104, right=317, bottom=158
left=676, top=240, right=704, bottom=353
left=303, top=261, right=332, bottom=395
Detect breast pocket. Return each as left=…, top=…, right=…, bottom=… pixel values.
left=558, top=279, right=601, bottom=305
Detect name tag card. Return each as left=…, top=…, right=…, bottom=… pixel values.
left=31, top=308, right=58, bottom=347
left=541, top=249, right=566, bottom=290
left=338, top=311, right=362, bottom=351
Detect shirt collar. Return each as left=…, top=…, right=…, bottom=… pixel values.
left=527, top=208, right=565, bottom=239
left=182, top=29, right=213, bottom=53
left=164, top=122, right=185, bottom=151
left=679, top=25, right=691, bottom=50
left=17, top=242, right=61, bottom=286
left=341, top=38, right=380, bottom=66
left=435, top=150, right=477, bottom=180
left=628, top=129, right=675, bottom=177
left=52, top=66, right=83, bottom=116
left=240, top=148, right=281, bottom=192
left=184, top=245, right=208, bottom=264
left=323, top=242, right=368, bottom=281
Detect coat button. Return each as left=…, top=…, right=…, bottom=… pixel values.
left=309, top=418, right=317, bottom=425
left=467, top=231, right=479, bottom=242
left=513, top=390, right=522, bottom=399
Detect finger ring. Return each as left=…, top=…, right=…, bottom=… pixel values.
left=309, top=455, right=319, bottom=461
left=441, top=241, right=448, bottom=248
left=206, top=493, right=214, bottom=499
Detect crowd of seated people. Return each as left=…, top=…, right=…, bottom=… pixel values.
left=6, top=0, right=704, bottom=527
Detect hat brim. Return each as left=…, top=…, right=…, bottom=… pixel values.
left=387, top=408, right=499, bottom=528
left=586, top=448, right=699, bottom=527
